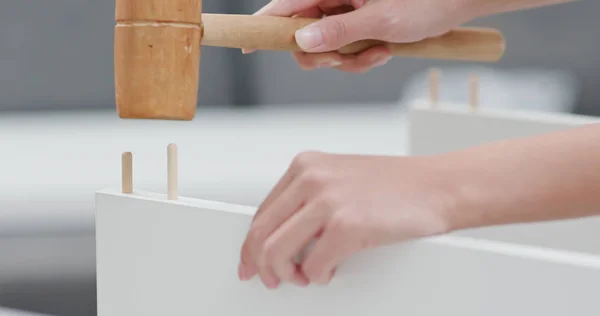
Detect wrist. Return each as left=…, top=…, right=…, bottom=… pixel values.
left=424, top=154, right=489, bottom=234
left=405, top=155, right=478, bottom=236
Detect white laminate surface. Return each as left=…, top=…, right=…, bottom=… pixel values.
left=96, top=189, right=600, bottom=316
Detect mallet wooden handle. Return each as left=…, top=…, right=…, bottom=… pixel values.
left=201, top=14, right=505, bottom=62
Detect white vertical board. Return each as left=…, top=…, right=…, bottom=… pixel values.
left=407, top=100, right=600, bottom=255
left=408, top=99, right=599, bottom=155
left=96, top=188, right=600, bottom=316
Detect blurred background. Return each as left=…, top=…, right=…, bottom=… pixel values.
left=0, top=0, right=598, bottom=315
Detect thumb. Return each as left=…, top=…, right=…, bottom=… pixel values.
left=295, top=7, right=379, bottom=52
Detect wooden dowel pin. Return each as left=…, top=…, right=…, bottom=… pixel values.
left=122, top=152, right=133, bottom=194
left=469, top=73, right=480, bottom=112
left=167, top=143, right=178, bottom=200
left=429, top=68, right=441, bottom=108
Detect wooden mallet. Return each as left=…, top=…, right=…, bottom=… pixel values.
left=114, top=0, right=506, bottom=121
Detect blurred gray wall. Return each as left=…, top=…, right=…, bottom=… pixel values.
left=0, top=1, right=599, bottom=114
left=0, top=0, right=242, bottom=110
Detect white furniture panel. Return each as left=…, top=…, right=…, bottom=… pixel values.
left=95, top=189, right=600, bottom=316
left=408, top=99, right=598, bottom=154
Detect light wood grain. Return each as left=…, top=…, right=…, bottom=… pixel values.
left=428, top=68, right=441, bottom=107
left=114, top=24, right=201, bottom=120
left=121, top=152, right=133, bottom=194
left=469, top=73, right=480, bottom=111
left=115, top=0, right=202, bottom=24
left=167, top=144, right=178, bottom=200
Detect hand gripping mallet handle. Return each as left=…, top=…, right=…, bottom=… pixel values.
left=201, top=14, right=505, bottom=62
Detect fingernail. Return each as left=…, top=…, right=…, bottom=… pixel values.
left=295, top=25, right=323, bottom=51
left=372, top=55, right=391, bottom=67
left=239, top=263, right=258, bottom=280
left=317, top=60, right=342, bottom=68
left=245, top=264, right=257, bottom=278
left=264, top=278, right=280, bottom=289
left=294, top=275, right=310, bottom=287
left=241, top=49, right=256, bottom=54
left=238, top=263, right=248, bottom=280
left=329, top=268, right=337, bottom=281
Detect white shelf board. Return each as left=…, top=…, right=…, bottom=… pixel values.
left=95, top=188, right=600, bottom=316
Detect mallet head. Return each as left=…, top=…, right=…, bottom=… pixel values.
left=114, top=0, right=203, bottom=121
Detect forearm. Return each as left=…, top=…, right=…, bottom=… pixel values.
left=465, top=0, right=578, bottom=17
left=439, top=123, right=600, bottom=231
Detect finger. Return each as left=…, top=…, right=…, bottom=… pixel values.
left=291, top=7, right=329, bottom=69
left=243, top=1, right=322, bottom=54
left=290, top=7, right=347, bottom=69
left=239, top=164, right=296, bottom=280
left=257, top=260, right=281, bottom=289
left=333, top=45, right=392, bottom=73
left=294, top=3, right=383, bottom=53
left=254, top=0, right=323, bottom=17
left=256, top=166, right=296, bottom=220
left=244, top=171, right=319, bottom=287
left=261, top=197, right=330, bottom=286
left=318, top=3, right=355, bottom=16
left=242, top=5, right=322, bottom=56
left=301, top=223, right=356, bottom=284
left=291, top=5, right=323, bottom=19
left=293, top=51, right=345, bottom=70
left=291, top=46, right=390, bottom=72
left=252, top=174, right=316, bottom=288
